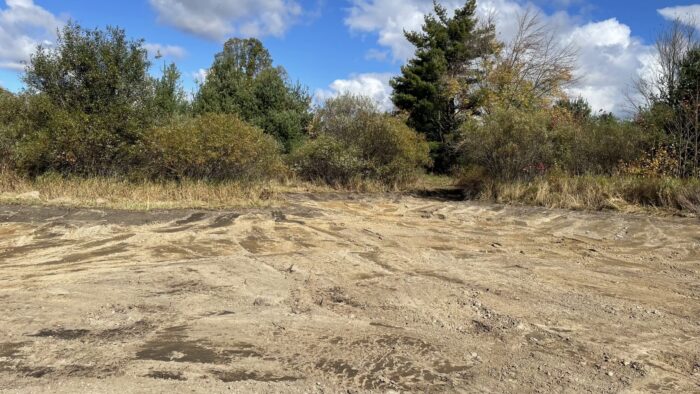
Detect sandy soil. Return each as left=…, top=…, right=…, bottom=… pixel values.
left=0, top=193, right=698, bottom=393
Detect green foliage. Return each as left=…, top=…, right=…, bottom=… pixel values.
left=458, top=106, right=559, bottom=179
left=289, top=135, right=365, bottom=185
left=194, top=38, right=311, bottom=151
left=457, top=106, right=654, bottom=180
left=142, top=114, right=283, bottom=181
left=291, top=95, right=431, bottom=186
left=567, top=116, right=657, bottom=174
left=10, top=94, right=119, bottom=176
left=555, top=97, right=592, bottom=121
left=152, top=62, right=189, bottom=121
left=0, top=90, right=22, bottom=168
left=674, top=47, right=700, bottom=105
left=391, top=0, right=497, bottom=163
left=20, top=22, right=154, bottom=175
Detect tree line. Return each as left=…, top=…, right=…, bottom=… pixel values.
left=0, top=0, right=699, bottom=188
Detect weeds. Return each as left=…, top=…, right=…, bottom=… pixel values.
left=460, top=173, right=700, bottom=214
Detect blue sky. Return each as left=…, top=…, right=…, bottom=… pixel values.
left=1, top=0, right=699, bottom=114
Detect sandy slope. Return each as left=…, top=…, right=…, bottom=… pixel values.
left=0, top=194, right=698, bottom=393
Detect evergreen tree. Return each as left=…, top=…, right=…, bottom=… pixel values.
left=153, top=62, right=188, bottom=120
left=555, top=97, right=592, bottom=121
left=391, top=0, right=497, bottom=170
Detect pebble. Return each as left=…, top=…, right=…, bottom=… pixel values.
left=607, top=371, right=614, bottom=377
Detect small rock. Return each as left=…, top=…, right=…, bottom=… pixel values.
left=607, top=371, right=614, bottom=377
left=471, top=352, right=478, bottom=358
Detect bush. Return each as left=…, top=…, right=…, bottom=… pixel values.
left=17, top=23, right=156, bottom=175
left=457, top=106, right=655, bottom=179
left=142, top=113, right=283, bottom=181
left=457, top=107, right=561, bottom=179
left=566, top=116, right=657, bottom=175
left=290, top=95, right=431, bottom=186
left=288, top=135, right=365, bottom=185
left=11, top=95, right=101, bottom=176
left=0, top=90, right=22, bottom=169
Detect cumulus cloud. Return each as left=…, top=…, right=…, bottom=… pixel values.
left=0, top=0, right=63, bottom=71
left=143, top=43, right=187, bottom=59
left=344, top=0, right=522, bottom=62
left=658, top=5, right=700, bottom=29
left=193, top=68, right=208, bottom=84
left=149, top=0, right=303, bottom=41
left=314, top=73, right=394, bottom=111
left=343, top=0, right=654, bottom=115
left=565, top=18, right=654, bottom=115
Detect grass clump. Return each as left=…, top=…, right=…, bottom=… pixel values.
left=460, top=172, right=700, bottom=214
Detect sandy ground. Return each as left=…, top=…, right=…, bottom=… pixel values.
left=0, top=193, right=698, bottom=393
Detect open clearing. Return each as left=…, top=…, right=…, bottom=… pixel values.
left=0, top=194, right=698, bottom=393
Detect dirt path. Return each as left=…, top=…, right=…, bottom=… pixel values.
left=0, top=194, right=698, bottom=393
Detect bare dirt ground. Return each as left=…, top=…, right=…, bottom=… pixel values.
left=0, top=193, right=698, bottom=393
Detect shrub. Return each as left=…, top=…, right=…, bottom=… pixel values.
left=566, top=116, right=657, bottom=175
left=11, top=95, right=101, bottom=176
left=457, top=106, right=560, bottom=179
left=18, top=22, right=156, bottom=175
left=289, top=135, right=365, bottom=185
left=142, top=114, right=283, bottom=181
left=291, top=95, right=431, bottom=186
left=0, top=90, right=22, bottom=169
left=457, top=106, right=655, bottom=179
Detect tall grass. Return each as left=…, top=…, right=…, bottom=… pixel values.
left=0, top=170, right=284, bottom=210
left=463, top=173, right=700, bottom=214
left=0, top=170, right=449, bottom=210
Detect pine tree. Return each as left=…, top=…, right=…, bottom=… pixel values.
left=153, top=62, right=188, bottom=119
left=391, top=0, right=497, bottom=170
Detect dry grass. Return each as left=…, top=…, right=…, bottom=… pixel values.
left=0, top=170, right=451, bottom=210
left=0, top=170, right=290, bottom=210
left=5, top=168, right=694, bottom=216
left=469, top=174, right=700, bottom=215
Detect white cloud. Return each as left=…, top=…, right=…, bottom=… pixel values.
left=365, top=48, right=389, bottom=61
left=343, top=0, right=655, bottom=115
left=565, top=18, right=654, bottom=115
left=344, top=0, right=524, bottom=62
left=658, top=5, right=700, bottom=29
left=193, top=68, right=208, bottom=84
left=143, top=43, right=187, bottom=59
left=0, top=0, right=63, bottom=71
left=149, top=0, right=303, bottom=41
left=315, top=73, right=394, bottom=111
left=345, top=0, right=460, bottom=62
